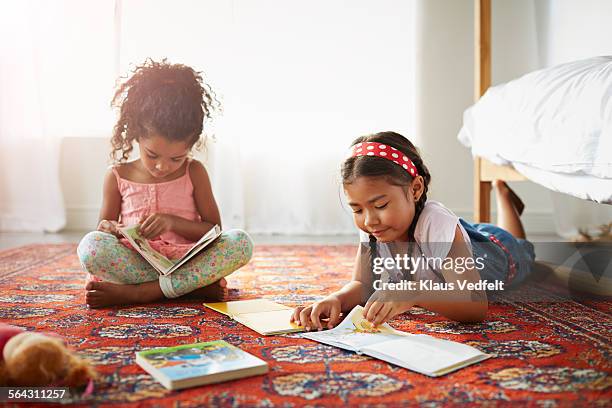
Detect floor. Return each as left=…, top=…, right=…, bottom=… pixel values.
left=0, top=231, right=565, bottom=251
left=1, top=243, right=609, bottom=406
left=0, top=232, right=360, bottom=251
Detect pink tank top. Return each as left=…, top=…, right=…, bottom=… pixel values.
left=112, top=160, right=201, bottom=259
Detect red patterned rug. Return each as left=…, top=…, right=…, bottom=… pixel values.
left=0, top=243, right=610, bottom=407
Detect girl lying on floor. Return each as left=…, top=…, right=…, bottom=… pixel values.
left=292, top=131, right=535, bottom=328
left=77, top=60, right=252, bottom=308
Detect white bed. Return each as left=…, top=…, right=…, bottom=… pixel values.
left=459, top=56, right=612, bottom=204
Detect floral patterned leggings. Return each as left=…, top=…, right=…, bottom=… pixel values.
left=77, top=229, right=253, bottom=298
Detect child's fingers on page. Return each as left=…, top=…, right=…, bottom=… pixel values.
left=327, top=303, right=341, bottom=329
left=139, top=215, right=154, bottom=232
left=310, top=304, right=325, bottom=330
left=138, top=222, right=148, bottom=236
left=363, top=299, right=375, bottom=319
left=147, top=224, right=161, bottom=239
left=152, top=219, right=165, bottom=234
left=372, top=304, right=391, bottom=327
left=142, top=219, right=160, bottom=238
left=363, top=299, right=373, bottom=317
left=363, top=291, right=382, bottom=317
left=365, top=301, right=383, bottom=322
left=299, top=307, right=313, bottom=330
left=138, top=226, right=149, bottom=238
left=370, top=304, right=383, bottom=327
left=143, top=217, right=157, bottom=231
left=291, top=307, right=303, bottom=323
left=148, top=224, right=161, bottom=238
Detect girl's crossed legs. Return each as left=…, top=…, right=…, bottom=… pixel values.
left=77, top=229, right=253, bottom=308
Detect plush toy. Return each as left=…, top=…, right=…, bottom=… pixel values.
left=0, top=323, right=96, bottom=387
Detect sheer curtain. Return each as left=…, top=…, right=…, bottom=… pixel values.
left=119, top=0, right=417, bottom=234
left=0, top=1, right=417, bottom=234
left=0, top=1, right=116, bottom=232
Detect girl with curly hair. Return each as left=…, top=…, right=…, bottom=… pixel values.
left=77, top=59, right=253, bottom=308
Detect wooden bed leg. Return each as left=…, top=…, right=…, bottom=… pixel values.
left=474, top=157, right=491, bottom=223
left=476, top=181, right=492, bottom=224
left=473, top=0, right=492, bottom=223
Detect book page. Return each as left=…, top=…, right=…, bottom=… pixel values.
left=119, top=225, right=175, bottom=273
left=182, top=225, right=221, bottom=256
left=167, top=225, right=221, bottom=274
left=302, top=305, right=408, bottom=351
left=204, top=299, right=291, bottom=318
left=361, top=336, right=487, bottom=375
left=234, top=309, right=302, bottom=335
left=119, top=224, right=221, bottom=276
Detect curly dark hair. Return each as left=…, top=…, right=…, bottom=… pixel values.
left=341, top=131, right=432, bottom=241
left=110, top=58, right=220, bottom=163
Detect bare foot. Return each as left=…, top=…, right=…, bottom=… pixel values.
left=182, top=278, right=229, bottom=301
left=85, top=280, right=164, bottom=309
left=493, top=180, right=525, bottom=216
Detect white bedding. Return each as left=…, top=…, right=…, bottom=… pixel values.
left=512, top=163, right=612, bottom=204
left=458, top=56, right=612, bottom=203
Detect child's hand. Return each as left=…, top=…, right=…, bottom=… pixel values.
left=138, top=213, right=175, bottom=239
left=97, top=220, right=123, bottom=237
left=291, top=295, right=342, bottom=331
left=363, top=296, right=415, bottom=328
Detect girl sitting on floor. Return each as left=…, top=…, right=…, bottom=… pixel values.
left=292, top=131, right=535, bottom=328
left=77, top=59, right=253, bottom=308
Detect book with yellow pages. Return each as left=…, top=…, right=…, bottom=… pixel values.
left=203, top=299, right=303, bottom=336
left=301, top=305, right=490, bottom=377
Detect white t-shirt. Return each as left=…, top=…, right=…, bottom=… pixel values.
left=359, top=200, right=472, bottom=283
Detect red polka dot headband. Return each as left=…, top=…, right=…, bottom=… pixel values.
left=350, top=142, right=419, bottom=177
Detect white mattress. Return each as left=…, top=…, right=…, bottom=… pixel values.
left=458, top=57, right=612, bottom=203
left=512, top=163, right=612, bottom=204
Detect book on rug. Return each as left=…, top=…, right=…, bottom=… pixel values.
left=301, top=305, right=490, bottom=377
left=204, top=299, right=304, bottom=336
left=135, top=340, right=268, bottom=390
left=118, top=224, right=221, bottom=276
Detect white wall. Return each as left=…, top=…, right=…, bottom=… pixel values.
left=60, top=137, right=112, bottom=230
left=60, top=137, right=213, bottom=230
left=61, top=0, right=610, bottom=233
left=61, top=1, right=417, bottom=233
left=535, top=0, right=612, bottom=66
left=415, top=0, right=554, bottom=232
left=534, top=0, right=612, bottom=235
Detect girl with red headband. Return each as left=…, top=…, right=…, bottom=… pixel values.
left=292, top=131, right=535, bottom=328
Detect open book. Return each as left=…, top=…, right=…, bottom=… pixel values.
left=301, top=305, right=490, bottom=377
left=119, top=224, right=221, bottom=276
left=135, top=340, right=268, bottom=390
left=204, top=299, right=303, bottom=336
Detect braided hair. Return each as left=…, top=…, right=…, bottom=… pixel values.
left=110, top=58, right=219, bottom=164
left=341, top=131, right=432, bottom=290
